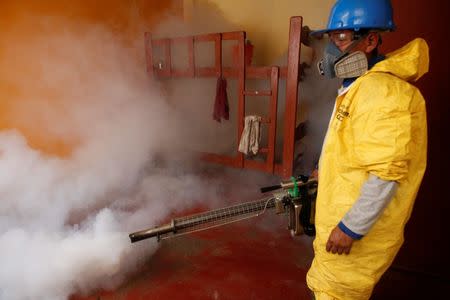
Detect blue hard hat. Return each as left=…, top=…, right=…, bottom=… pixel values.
left=311, top=0, right=396, bottom=36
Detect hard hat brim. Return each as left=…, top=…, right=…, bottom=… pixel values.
left=310, top=29, right=329, bottom=37
left=310, top=26, right=394, bottom=37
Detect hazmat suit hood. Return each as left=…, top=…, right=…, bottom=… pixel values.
left=370, top=38, right=429, bottom=82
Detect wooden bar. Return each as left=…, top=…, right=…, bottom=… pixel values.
left=223, top=66, right=286, bottom=79
left=194, top=33, right=220, bottom=42
left=281, top=16, right=302, bottom=178
left=266, top=66, right=279, bottom=173
left=222, top=31, right=245, bottom=40
left=170, top=36, right=191, bottom=43
left=236, top=32, right=246, bottom=168
left=243, top=90, right=272, bottom=96
left=246, top=66, right=273, bottom=78
left=195, top=67, right=218, bottom=77
left=155, top=66, right=288, bottom=80
left=222, top=68, right=239, bottom=78
left=171, top=69, right=196, bottom=77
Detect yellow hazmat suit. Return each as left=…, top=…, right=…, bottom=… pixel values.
left=306, top=38, right=429, bottom=300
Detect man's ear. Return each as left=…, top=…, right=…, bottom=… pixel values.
left=365, top=33, right=379, bottom=53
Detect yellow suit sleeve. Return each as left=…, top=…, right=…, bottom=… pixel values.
left=352, top=80, right=412, bottom=181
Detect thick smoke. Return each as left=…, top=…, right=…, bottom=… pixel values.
left=0, top=3, right=338, bottom=299
left=0, top=13, right=272, bottom=300
left=292, top=37, right=342, bottom=175
left=0, top=17, right=163, bottom=300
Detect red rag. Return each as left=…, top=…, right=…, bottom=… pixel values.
left=213, top=77, right=229, bottom=122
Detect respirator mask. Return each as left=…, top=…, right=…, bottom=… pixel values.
left=317, top=33, right=369, bottom=79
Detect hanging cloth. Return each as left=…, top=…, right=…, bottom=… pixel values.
left=213, top=76, right=229, bottom=122
left=238, top=115, right=262, bottom=155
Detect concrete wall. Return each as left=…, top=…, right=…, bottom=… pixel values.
left=187, top=0, right=335, bottom=64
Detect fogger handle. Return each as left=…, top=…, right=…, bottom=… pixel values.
left=260, top=178, right=317, bottom=193
left=260, top=184, right=282, bottom=193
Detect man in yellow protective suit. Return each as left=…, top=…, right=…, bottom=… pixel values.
left=306, top=0, right=429, bottom=299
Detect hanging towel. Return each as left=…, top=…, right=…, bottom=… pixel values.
left=238, top=115, right=262, bottom=155
left=213, top=77, right=229, bottom=122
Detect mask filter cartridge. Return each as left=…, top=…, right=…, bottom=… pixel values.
left=334, top=51, right=368, bottom=78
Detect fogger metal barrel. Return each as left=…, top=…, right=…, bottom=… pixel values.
left=129, top=197, right=276, bottom=243
left=129, top=222, right=177, bottom=243
left=129, top=178, right=317, bottom=243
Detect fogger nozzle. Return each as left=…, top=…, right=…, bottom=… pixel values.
left=129, top=222, right=175, bottom=243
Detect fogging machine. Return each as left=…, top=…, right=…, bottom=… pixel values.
left=129, top=176, right=317, bottom=243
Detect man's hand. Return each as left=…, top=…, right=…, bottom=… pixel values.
left=326, top=226, right=354, bottom=255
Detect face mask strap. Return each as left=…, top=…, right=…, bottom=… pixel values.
left=334, top=32, right=369, bottom=64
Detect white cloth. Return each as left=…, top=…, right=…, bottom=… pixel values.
left=238, top=115, right=262, bottom=155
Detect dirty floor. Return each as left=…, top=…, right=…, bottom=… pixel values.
left=71, top=211, right=314, bottom=300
